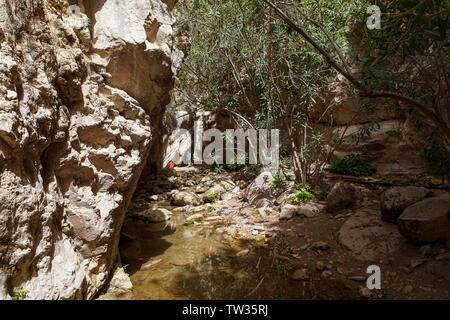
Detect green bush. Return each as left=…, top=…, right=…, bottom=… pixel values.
left=292, top=184, right=316, bottom=204
left=214, top=165, right=225, bottom=174
left=331, top=154, right=376, bottom=177
left=269, top=172, right=287, bottom=189
left=12, top=288, right=28, bottom=300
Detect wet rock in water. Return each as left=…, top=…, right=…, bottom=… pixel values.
left=105, top=266, right=133, bottom=296
left=380, top=186, right=430, bottom=222
left=149, top=195, right=159, bottom=201
left=338, top=208, right=405, bottom=261
left=290, top=269, right=310, bottom=281
left=244, top=171, right=278, bottom=207
left=185, top=214, right=204, bottom=224
left=397, top=196, right=450, bottom=243
left=172, top=191, right=203, bottom=206
left=134, top=208, right=172, bottom=223
left=326, top=182, right=361, bottom=213
left=299, top=203, right=322, bottom=217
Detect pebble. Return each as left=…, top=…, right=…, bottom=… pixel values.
left=403, top=285, right=414, bottom=294
left=290, top=269, right=310, bottom=281
left=236, top=249, right=250, bottom=257
left=252, top=230, right=259, bottom=235
left=321, top=270, right=332, bottom=279
left=311, top=241, right=329, bottom=251
left=316, top=261, right=326, bottom=271
left=359, top=288, right=372, bottom=298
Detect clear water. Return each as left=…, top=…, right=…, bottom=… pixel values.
left=115, top=201, right=358, bottom=300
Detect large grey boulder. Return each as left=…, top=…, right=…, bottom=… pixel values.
left=397, top=196, right=450, bottom=243
left=380, top=186, right=430, bottom=222
left=326, top=182, right=361, bottom=213
left=244, top=171, right=278, bottom=207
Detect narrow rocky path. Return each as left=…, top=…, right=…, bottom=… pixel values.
left=99, top=167, right=450, bottom=300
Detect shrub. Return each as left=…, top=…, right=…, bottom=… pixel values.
left=12, top=288, right=28, bottom=300
left=331, top=154, right=376, bottom=177
left=292, top=184, right=316, bottom=204
left=214, top=165, right=225, bottom=174
left=269, top=172, right=287, bottom=189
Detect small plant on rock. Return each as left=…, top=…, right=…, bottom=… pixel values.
left=203, top=191, right=219, bottom=203
left=269, top=172, right=287, bottom=189
left=291, top=184, right=316, bottom=204
left=12, top=288, right=28, bottom=300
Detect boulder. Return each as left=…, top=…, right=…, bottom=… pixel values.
left=326, top=182, right=361, bottom=213
left=244, top=171, right=277, bottom=207
left=133, top=208, right=172, bottom=223
left=106, top=267, right=133, bottom=296
left=172, top=191, right=203, bottom=206
left=380, top=186, right=430, bottom=222
left=279, top=204, right=299, bottom=220
left=338, top=208, right=405, bottom=261
left=397, top=196, right=450, bottom=243
left=299, top=203, right=322, bottom=217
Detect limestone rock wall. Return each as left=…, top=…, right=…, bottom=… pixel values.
left=0, top=0, right=180, bottom=299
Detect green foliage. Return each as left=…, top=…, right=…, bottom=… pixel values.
left=12, top=288, right=28, bottom=300
left=214, top=165, right=225, bottom=174
left=291, top=183, right=316, bottom=204
left=203, top=191, right=219, bottom=203
left=269, top=172, right=287, bottom=189
left=331, top=154, right=376, bottom=177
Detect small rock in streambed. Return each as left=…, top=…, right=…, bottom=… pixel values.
left=321, top=270, right=332, bottom=279
left=279, top=204, right=299, bottom=220
left=311, top=241, right=329, bottom=251
left=359, top=288, right=372, bottom=298
left=236, top=249, right=250, bottom=257
left=290, top=269, right=310, bottom=281
left=185, top=214, right=204, bottom=224
left=403, top=285, right=414, bottom=294
left=315, top=261, right=326, bottom=271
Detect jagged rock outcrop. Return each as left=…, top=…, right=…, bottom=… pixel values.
left=0, top=0, right=181, bottom=299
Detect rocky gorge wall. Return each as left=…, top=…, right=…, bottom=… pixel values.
left=0, top=0, right=182, bottom=299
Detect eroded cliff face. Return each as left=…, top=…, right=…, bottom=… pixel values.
left=0, top=0, right=181, bottom=299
